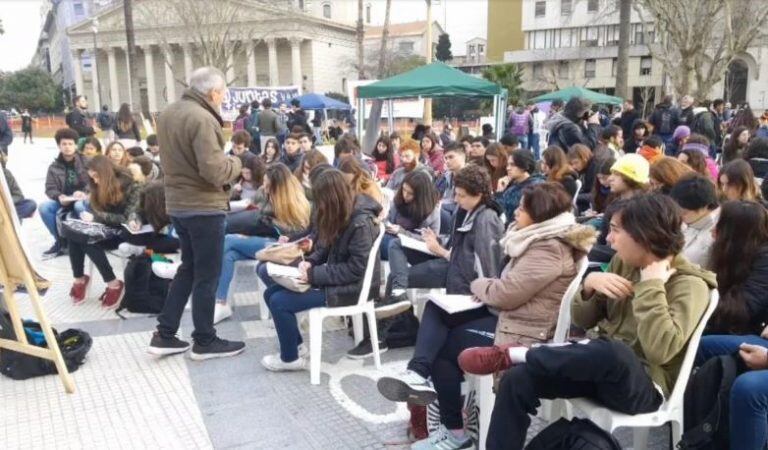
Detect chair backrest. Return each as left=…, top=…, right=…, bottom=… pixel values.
left=356, top=222, right=386, bottom=306
left=572, top=179, right=583, bottom=209
left=666, top=289, right=720, bottom=408
left=553, top=256, right=589, bottom=343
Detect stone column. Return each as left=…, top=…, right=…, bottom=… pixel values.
left=266, top=38, right=279, bottom=86
left=226, top=51, right=235, bottom=85
left=163, top=45, right=176, bottom=103
left=247, top=41, right=257, bottom=86
left=143, top=45, right=157, bottom=113
left=90, top=49, right=101, bottom=111
left=182, top=43, right=194, bottom=83
left=73, top=49, right=84, bottom=96
left=289, top=37, right=302, bottom=90
left=107, top=47, right=120, bottom=108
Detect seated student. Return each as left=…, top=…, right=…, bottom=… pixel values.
left=540, top=146, right=578, bottom=198
left=382, top=170, right=440, bottom=260
left=338, top=157, right=387, bottom=218
left=386, top=140, right=431, bottom=191
left=335, top=134, right=379, bottom=178
left=257, top=169, right=380, bottom=371
left=230, top=156, right=266, bottom=204
left=372, top=135, right=399, bottom=183
left=294, top=148, right=329, bottom=201
left=1, top=160, right=36, bottom=220
left=567, top=144, right=598, bottom=212
left=723, top=125, right=751, bottom=164
left=68, top=155, right=142, bottom=308
left=82, top=137, right=102, bottom=158
left=126, top=146, right=147, bottom=160
left=467, top=137, right=489, bottom=165
left=230, top=130, right=254, bottom=163
left=261, top=137, right=281, bottom=166
left=588, top=156, right=617, bottom=216
left=484, top=143, right=508, bottom=192
left=669, top=174, right=720, bottom=269
left=435, top=143, right=467, bottom=217
left=481, top=123, right=495, bottom=141
left=458, top=135, right=473, bottom=155
left=39, top=128, right=90, bottom=258
left=215, top=164, right=311, bottom=323
left=105, top=141, right=130, bottom=168
left=459, top=193, right=715, bottom=450
left=623, top=119, right=650, bottom=154
left=389, top=132, right=402, bottom=155
left=595, top=125, right=624, bottom=159
left=377, top=183, right=596, bottom=450
left=421, top=132, right=445, bottom=175
left=637, top=135, right=665, bottom=164
left=128, top=155, right=162, bottom=184
left=280, top=133, right=303, bottom=172
left=119, top=181, right=180, bottom=255
left=298, top=132, right=314, bottom=154
left=499, top=134, right=520, bottom=154
left=678, top=134, right=718, bottom=179
left=495, top=149, right=543, bottom=225
left=649, top=156, right=694, bottom=194
left=719, top=159, right=764, bottom=203
left=146, top=134, right=160, bottom=161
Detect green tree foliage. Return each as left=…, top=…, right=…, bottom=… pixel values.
left=435, top=33, right=452, bottom=62
left=481, top=63, right=524, bottom=106
left=0, top=68, right=63, bottom=112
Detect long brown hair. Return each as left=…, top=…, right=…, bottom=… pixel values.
left=542, top=146, right=576, bottom=182
left=338, top=157, right=384, bottom=207
left=117, top=103, right=135, bottom=133
left=105, top=141, right=130, bottom=167
left=484, top=143, right=508, bottom=190
left=87, top=155, right=130, bottom=211
left=649, top=157, right=693, bottom=193
left=719, top=159, right=761, bottom=201
left=140, top=181, right=170, bottom=231
left=313, top=169, right=354, bottom=246
left=265, top=164, right=311, bottom=231
left=293, top=149, right=329, bottom=182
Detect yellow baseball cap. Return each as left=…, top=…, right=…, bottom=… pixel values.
left=611, top=153, right=650, bottom=185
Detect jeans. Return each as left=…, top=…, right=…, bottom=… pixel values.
left=38, top=199, right=88, bottom=239
left=14, top=199, right=37, bottom=220
left=157, top=215, right=226, bottom=346
left=216, top=234, right=274, bottom=301
left=488, top=338, right=662, bottom=450
left=408, top=302, right=497, bottom=429
left=696, top=334, right=768, bottom=366
left=529, top=133, right=541, bottom=160
left=380, top=233, right=397, bottom=260
left=515, top=134, right=528, bottom=150
left=386, top=237, right=446, bottom=293
left=263, top=282, right=326, bottom=362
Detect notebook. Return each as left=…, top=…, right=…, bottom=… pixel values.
left=426, top=293, right=483, bottom=314
left=122, top=223, right=155, bottom=235
left=266, top=262, right=303, bottom=279
left=399, top=233, right=437, bottom=256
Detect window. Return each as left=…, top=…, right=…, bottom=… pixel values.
left=558, top=61, right=569, bottom=78
left=587, top=0, right=599, bottom=12
left=584, top=59, right=596, bottom=78
left=398, top=41, right=414, bottom=54
left=73, top=1, right=85, bottom=17
left=477, top=44, right=485, bottom=55
left=297, top=0, right=305, bottom=11
left=365, top=4, right=371, bottom=24
left=533, top=63, right=543, bottom=78
left=535, top=1, right=546, bottom=17
left=468, top=44, right=475, bottom=55
left=561, top=0, right=572, bottom=16
left=640, top=56, right=652, bottom=75
left=322, top=2, right=331, bottom=19
left=81, top=53, right=92, bottom=70
left=611, top=58, right=617, bottom=76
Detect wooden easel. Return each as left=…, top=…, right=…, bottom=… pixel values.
left=0, top=169, right=75, bottom=393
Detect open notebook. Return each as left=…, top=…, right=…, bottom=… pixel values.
left=426, top=293, right=483, bottom=314
left=399, top=233, right=437, bottom=256
left=265, top=262, right=303, bottom=278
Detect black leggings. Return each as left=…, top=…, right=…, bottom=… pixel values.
left=69, top=238, right=120, bottom=282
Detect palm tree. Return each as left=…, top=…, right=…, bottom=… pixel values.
left=482, top=63, right=524, bottom=106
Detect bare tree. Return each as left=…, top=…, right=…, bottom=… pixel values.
left=614, top=0, right=632, bottom=100
left=634, top=0, right=768, bottom=100
left=362, top=0, right=392, bottom=154
left=356, top=0, right=365, bottom=80
left=123, top=0, right=141, bottom=113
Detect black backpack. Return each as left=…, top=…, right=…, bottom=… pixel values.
left=658, top=109, right=675, bottom=135
left=678, top=354, right=740, bottom=449
left=525, top=417, right=621, bottom=450
left=382, top=307, right=420, bottom=348
left=119, top=254, right=171, bottom=315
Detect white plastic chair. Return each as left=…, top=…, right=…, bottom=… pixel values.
left=474, top=256, right=590, bottom=449
left=572, top=179, right=583, bottom=209
left=228, top=259, right=269, bottom=321
left=307, top=223, right=386, bottom=385
left=565, top=289, right=720, bottom=450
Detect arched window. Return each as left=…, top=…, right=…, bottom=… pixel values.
left=366, top=4, right=372, bottom=23
left=322, top=2, right=331, bottom=19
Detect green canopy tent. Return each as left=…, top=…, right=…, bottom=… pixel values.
left=355, top=61, right=508, bottom=140
left=530, top=86, right=623, bottom=105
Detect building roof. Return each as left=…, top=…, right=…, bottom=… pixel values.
left=364, top=20, right=444, bottom=39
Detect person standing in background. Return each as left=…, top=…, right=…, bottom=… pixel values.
left=21, top=109, right=36, bottom=144
left=97, top=105, right=116, bottom=144
left=65, top=95, right=96, bottom=142
left=257, top=98, right=280, bottom=154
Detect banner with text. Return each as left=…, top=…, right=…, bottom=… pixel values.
left=222, top=86, right=300, bottom=122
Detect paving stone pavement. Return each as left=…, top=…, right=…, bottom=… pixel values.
left=0, top=139, right=670, bottom=449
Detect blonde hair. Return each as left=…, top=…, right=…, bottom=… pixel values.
left=266, top=164, right=311, bottom=231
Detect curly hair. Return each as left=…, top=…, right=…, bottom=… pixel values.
left=454, top=163, right=493, bottom=206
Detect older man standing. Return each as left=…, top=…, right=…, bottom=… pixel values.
left=148, top=67, right=245, bottom=360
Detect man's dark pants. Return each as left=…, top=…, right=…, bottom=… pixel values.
left=487, top=338, right=663, bottom=450
left=157, top=215, right=226, bottom=346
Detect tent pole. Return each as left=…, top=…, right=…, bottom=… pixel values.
left=388, top=99, right=394, bottom=134
left=357, top=98, right=365, bottom=139
left=492, top=95, right=499, bottom=140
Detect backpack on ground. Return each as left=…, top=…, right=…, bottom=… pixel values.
left=525, top=417, right=621, bottom=450
left=119, top=254, right=171, bottom=315
left=382, top=307, right=420, bottom=349
left=678, top=354, right=740, bottom=449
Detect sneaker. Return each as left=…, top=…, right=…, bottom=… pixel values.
left=457, top=344, right=518, bottom=375
left=189, top=337, right=245, bottom=361
left=116, top=242, right=146, bottom=258
left=69, top=276, right=90, bottom=305
left=298, top=343, right=309, bottom=359
left=261, top=353, right=307, bottom=372
left=100, top=281, right=125, bottom=309
left=375, top=292, right=412, bottom=319
left=42, top=242, right=66, bottom=259
left=213, top=303, right=233, bottom=325
left=147, top=331, right=191, bottom=356
left=377, top=370, right=437, bottom=405
left=152, top=261, right=179, bottom=279
left=346, top=338, right=388, bottom=360
left=411, top=424, right=472, bottom=450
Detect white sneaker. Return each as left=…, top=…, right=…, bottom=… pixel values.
left=213, top=303, right=233, bottom=324
left=298, top=343, right=309, bottom=358
left=261, top=354, right=307, bottom=372
left=152, top=261, right=179, bottom=279
left=116, top=242, right=146, bottom=258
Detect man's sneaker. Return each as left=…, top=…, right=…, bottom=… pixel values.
left=213, top=303, right=233, bottom=324
left=346, top=338, right=388, bottom=359
left=152, top=261, right=179, bottom=280
left=458, top=344, right=519, bottom=375
left=189, top=337, right=245, bottom=361
left=261, top=354, right=307, bottom=372
left=100, top=281, right=125, bottom=309
left=375, top=292, right=412, bottom=319
left=377, top=370, right=437, bottom=405
left=411, top=424, right=472, bottom=450
left=42, top=242, right=66, bottom=259
left=69, top=275, right=90, bottom=305
left=147, top=332, right=191, bottom=356
left=116, top=242, right=146, bottom=258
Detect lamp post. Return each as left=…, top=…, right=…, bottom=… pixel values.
left=91, top=17, right=102, bottom=110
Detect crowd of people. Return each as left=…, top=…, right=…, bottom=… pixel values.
left=3, top=65, right=768, bottom=449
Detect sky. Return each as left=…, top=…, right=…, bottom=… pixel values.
left=0, top=0, right=44, bottom=72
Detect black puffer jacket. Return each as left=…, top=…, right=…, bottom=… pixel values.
left=306, top=194, right=381, bottom=307
left=547, top=114, right=600, bottom=151
left=736, top=246, right=768, bottom=334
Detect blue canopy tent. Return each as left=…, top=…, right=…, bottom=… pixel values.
left=288, top=93, right=352, bottom=111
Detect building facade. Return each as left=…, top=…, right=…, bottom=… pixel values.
left=363, top=21, right=444, bottom=59
left=486, top=0, right=524, bottom=63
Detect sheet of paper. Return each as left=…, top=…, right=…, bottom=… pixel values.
left=266, top=262, right=302, bottom=278
left=398, top=233, right=436, bottom=256
left=122, top=223, right=154, bottom=235
left=426, top=293, right=483, bottom=314
left=229, top=199, right=250, bottom=213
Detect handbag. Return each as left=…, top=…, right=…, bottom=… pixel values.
left=60, top=218, right=121, bottom=245
left=255, top=242, right=304, bottom=265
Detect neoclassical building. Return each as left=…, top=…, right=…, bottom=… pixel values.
left=61, top=0, right=358, bottom=114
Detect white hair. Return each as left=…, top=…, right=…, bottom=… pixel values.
left=189, top=67, right=227, bottom=95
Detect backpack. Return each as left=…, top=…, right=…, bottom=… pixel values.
left=119, top=254, right=171, bottom=315
left=657, top=109, right=675, bottom=135
left=382, top=307, right=420, bottom=348
left=97, top=111, right=115, bottom=129
left=525, top=417, right=622, bottom=450
left=678, top=354, right=740, bottom=449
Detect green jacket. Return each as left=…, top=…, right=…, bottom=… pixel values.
left=571, top=254, right=716, bottom=396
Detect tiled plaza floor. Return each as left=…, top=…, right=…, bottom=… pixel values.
left=0, top=138, right=669, bottom=449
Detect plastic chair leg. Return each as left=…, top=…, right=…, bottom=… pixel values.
left=309, top=312, right=323, bottom=385
left=476, top=375, right=494, bottom=450
left=632, top=427, right=649, bottom=450
left=257, top=281, right=269, bottom=321
left=352, top=314, right=364, bottom=345
left=670, top=420, right=683, bottom=449
left=366, top=308, right=381, bottom=369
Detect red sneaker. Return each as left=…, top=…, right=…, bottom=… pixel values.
left=100, top=280, right=124, bottom=310
left=458, top=344, right=521, bottom=375
left=69, top=276, right=91, bottom=305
